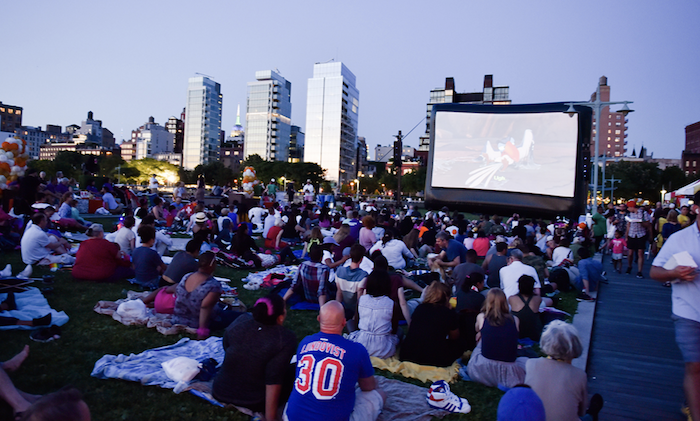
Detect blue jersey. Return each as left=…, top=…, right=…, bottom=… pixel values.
left=286, top=332, right=374, bottom=421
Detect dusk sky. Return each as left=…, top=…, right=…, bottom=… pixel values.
left=4, top=0, right=699, bottom=160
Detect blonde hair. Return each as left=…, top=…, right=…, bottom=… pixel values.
left=482, top=288, right=512, bottom=327
left=333, top=225, right=351, bottom=243
left=422, top=281, right=451, bottom=306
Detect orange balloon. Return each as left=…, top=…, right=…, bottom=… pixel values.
left=0, top=163, right=10, bottom=173
left=1, top=142, right=9, bottom=150
left=8, top=144, right=18, bottom=151
left=14, top=157, right=26, bottom=167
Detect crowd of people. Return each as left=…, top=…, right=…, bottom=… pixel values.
left=14, top=169, right=691, bottom=420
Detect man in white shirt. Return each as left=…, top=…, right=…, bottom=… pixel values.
left=148, top=174, right=159, bottom=192
left=651, top=197, right=700, bottom=420
left=303, top=180, right=315, bottom=203
left=499, top=249, right=540, bottom=299
left=262, top=208, right=278, bottom=238
left=20, top=213, right=75, bottom=265
left=248, top=206, right=266, bottom=231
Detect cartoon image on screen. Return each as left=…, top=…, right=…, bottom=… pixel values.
left=431, top=111, right=579, bottom=198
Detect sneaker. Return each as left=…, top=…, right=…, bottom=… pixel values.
left=31, top=314, right=52, bottom=327
left=426, top=380, right=471, bottom=414
left=576, top=292, right=595, bottom=302
left=636, top=272, right=643, bottom=279
left=586, top=393, right=604, bottom=421
left=626, top=267, right=632, bottom=274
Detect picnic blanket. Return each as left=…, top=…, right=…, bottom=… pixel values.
left=91, top=337, right=224, bottom=389
left=94, top=287, right=244, bottom=335
left=370, top=356, right=461, bottom=384
left=92, top=336, right=447, bottom=420
left=241, top=265, right=298, bottom=290
left=0, top=287, right=69, bottom=330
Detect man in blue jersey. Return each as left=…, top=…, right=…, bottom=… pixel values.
left=284, top=301, right=385, bottom=421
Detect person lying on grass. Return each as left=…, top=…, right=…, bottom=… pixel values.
left=0, top=293, right=52, bottom=328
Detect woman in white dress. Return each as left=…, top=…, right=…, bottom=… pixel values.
left=348, top=269, right=399, bottom=359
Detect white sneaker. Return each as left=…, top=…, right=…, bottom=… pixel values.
left=426, top=380, right=471, bottom=414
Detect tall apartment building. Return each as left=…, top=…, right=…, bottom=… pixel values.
left=244, top=70, right=292, bottom=162
left=289, top=126, right=305, bottom=163
left=682, top=121, right=700, bottom=176
left=356, top=136, right=368, bottom=174
left=418, top=75, right=510, bottom=151
left=166, top=110, right=185, bottom=153
left=15, top=126, right=49, bottom=160
left=131, top=117, right=174, bottom=160
left=590, top=76, right=628, bottom=158
left=0, top=102, right=23, bottom=133
left=304, top=62, right=360, bottom=184
left=183, top=76, right=222, bottom=169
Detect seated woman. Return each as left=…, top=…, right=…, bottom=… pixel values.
left=172, top=251, right=242, bottom=338
left=525, top=320, right=603, bottom=421
left=359, top=216, right=377, bottom=251
left=212, top=294, right=296, bottom=421
left=348, top=270, right=400, bottom=359
left=508, top=275, right=543, bottom=341
left=400, top=281, right=460, bottom=367
left=71, top=224, right=134, bottom=282
left=300, top=227, right=322, bottom=260
left=371, top=254, right=421, bottom=325
left=369, top=231, right=413, bottom=270
left=402, top=228, right=421, bottom=259
left=467, top=288, right=527, bottom=388
left=331, top=225, right=354, bottom=261
left=455, top=273, right=486, bottom=351
left=265, top=218, right=288, bottom=250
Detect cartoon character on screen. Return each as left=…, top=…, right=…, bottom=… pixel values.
left=467, top=129, right=540, bottom=188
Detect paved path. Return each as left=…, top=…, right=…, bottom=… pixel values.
left=587, top=256, right=686, bottom=420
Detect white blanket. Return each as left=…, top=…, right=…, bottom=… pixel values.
left=0, top=287, right=69, bottom=330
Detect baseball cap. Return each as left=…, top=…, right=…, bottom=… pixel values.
left=578, top=222, right=587, bottom=229
left=323, top=236, right=339, bottom=246
left=626, top=200, right=636, bottom=208
left=497, top=387, right=546, bottom=421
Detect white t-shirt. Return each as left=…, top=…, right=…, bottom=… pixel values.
left=114, top=226, right=136, bottom=254
left=652, top=222, right=700, bottom=323
left=248, top=207, right=265, bottom=226
left=369, top=239, right=412, bottom=270
left=552, top=246, right=574, bottom=266
left=499, top=261, right=541, bottom=299
left=217, top=215, right=233, bottom=232
left=102, top=192, right=119, bottom=210
left=303, top=183, right=315, bottom=198
left=263, top=214, right=278, bottom=238
left=149, top=177, right=159, bottom=190
left=21, top=225, right=51, bottom=264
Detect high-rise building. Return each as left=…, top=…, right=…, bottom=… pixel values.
left=304, top=62, right=360, bottom=184
left=244, top=70, right=292, bottom=162
left=131, top=117, right=174, bottom=160
left=183, top=76, right=222, bottom=169
left=590, top=76, right=628, bottom=158
left=418, top=75, right=510, bottom=151
left=682, top=121, right=700, bottom=176
left=374, top=145, right=393, bottom=162
left=289, top=126, right=305, bottom=163
left=356, top=136, right=368, bottom=174
left=222, top=106, right=246, bottom=174
left=166, top=110, right=185, bottom=153
left=0, top=102, right=23, bottom=133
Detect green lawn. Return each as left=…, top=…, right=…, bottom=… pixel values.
left=0, top=246, right=578, bottom=421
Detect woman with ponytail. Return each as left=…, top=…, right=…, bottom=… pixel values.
left=72, top=223, right=134, bottom=282
left=369, top=229, right=414, bottom=270
left=212, top=294, right=297, bottom=421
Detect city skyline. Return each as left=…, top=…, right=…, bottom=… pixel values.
left=2, top=0, right=698, bottom=162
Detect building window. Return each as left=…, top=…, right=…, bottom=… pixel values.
left=615, top=130, right=621, bottom=134
left=608, top=122, right=612, bottom=126
left=616, top=115, right=621, bottom=119
left=686, top=161, right=690, bottom=167
left=694, top=161, right=697, bottom=167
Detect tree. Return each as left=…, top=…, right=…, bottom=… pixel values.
left=239, top=154, right=327, bottom=188
left=121, top=158, right=180, bottom=185
left=402, top=167, right=427, bottom=195
left=194, top=161, right=235, bottom=185
left=606, top=161, right=661, bottom=201
left=659, top=165, right=688, bottom=193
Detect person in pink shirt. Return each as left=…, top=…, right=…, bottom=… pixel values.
left=359, top=216, right=378, bottom=251
left=608, top=230, right=627, bottom=273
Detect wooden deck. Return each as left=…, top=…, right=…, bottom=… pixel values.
left=587, top=256, right=686, bottom=420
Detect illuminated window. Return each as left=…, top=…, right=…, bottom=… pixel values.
left=608, top=129, right=611, bottom=134
left=615, top=130, right=621, bottom=134
left=16, top=110, right=21, bottom=115
left=607, top=144, right=611, bottom=148
left=8, top=109, right=13, bottom=114
left=686, top=161, right=690, bottom=166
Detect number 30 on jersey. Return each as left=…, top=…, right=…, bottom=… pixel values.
left=294, top=355, right=345, bottom=400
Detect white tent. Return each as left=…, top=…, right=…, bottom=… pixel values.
left=673, top=179, right=700, bottom=196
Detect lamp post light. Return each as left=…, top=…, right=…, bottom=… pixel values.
left=660, top=188, right=667, bottom=204
left=566, top=87, right=633, bottom=214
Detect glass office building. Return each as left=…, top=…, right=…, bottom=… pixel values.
left=304, top=62, right=359, bottom=184
left=183, top=76, right=222, bottom=169
left=244, top=70, right=291, bottom=162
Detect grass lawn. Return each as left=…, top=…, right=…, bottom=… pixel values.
left=0, top=243, right=578, bottom=421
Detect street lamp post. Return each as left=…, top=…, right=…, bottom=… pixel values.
left=660, top=188, right=667, bottom=204
left=566, top=85, right=633, bottom=214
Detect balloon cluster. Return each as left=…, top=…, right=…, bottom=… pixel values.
left=0, top=136, right=29, bottom=190
left=241, top=166, right=259, bottom=197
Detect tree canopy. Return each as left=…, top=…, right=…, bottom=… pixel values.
left=240, top=154, right=327, bottom=188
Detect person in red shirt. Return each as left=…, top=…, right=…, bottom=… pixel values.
left=72, top=224, right=134, bottom=282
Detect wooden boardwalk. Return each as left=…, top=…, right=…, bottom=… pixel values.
left=587, top=257, right=686, bottom=420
